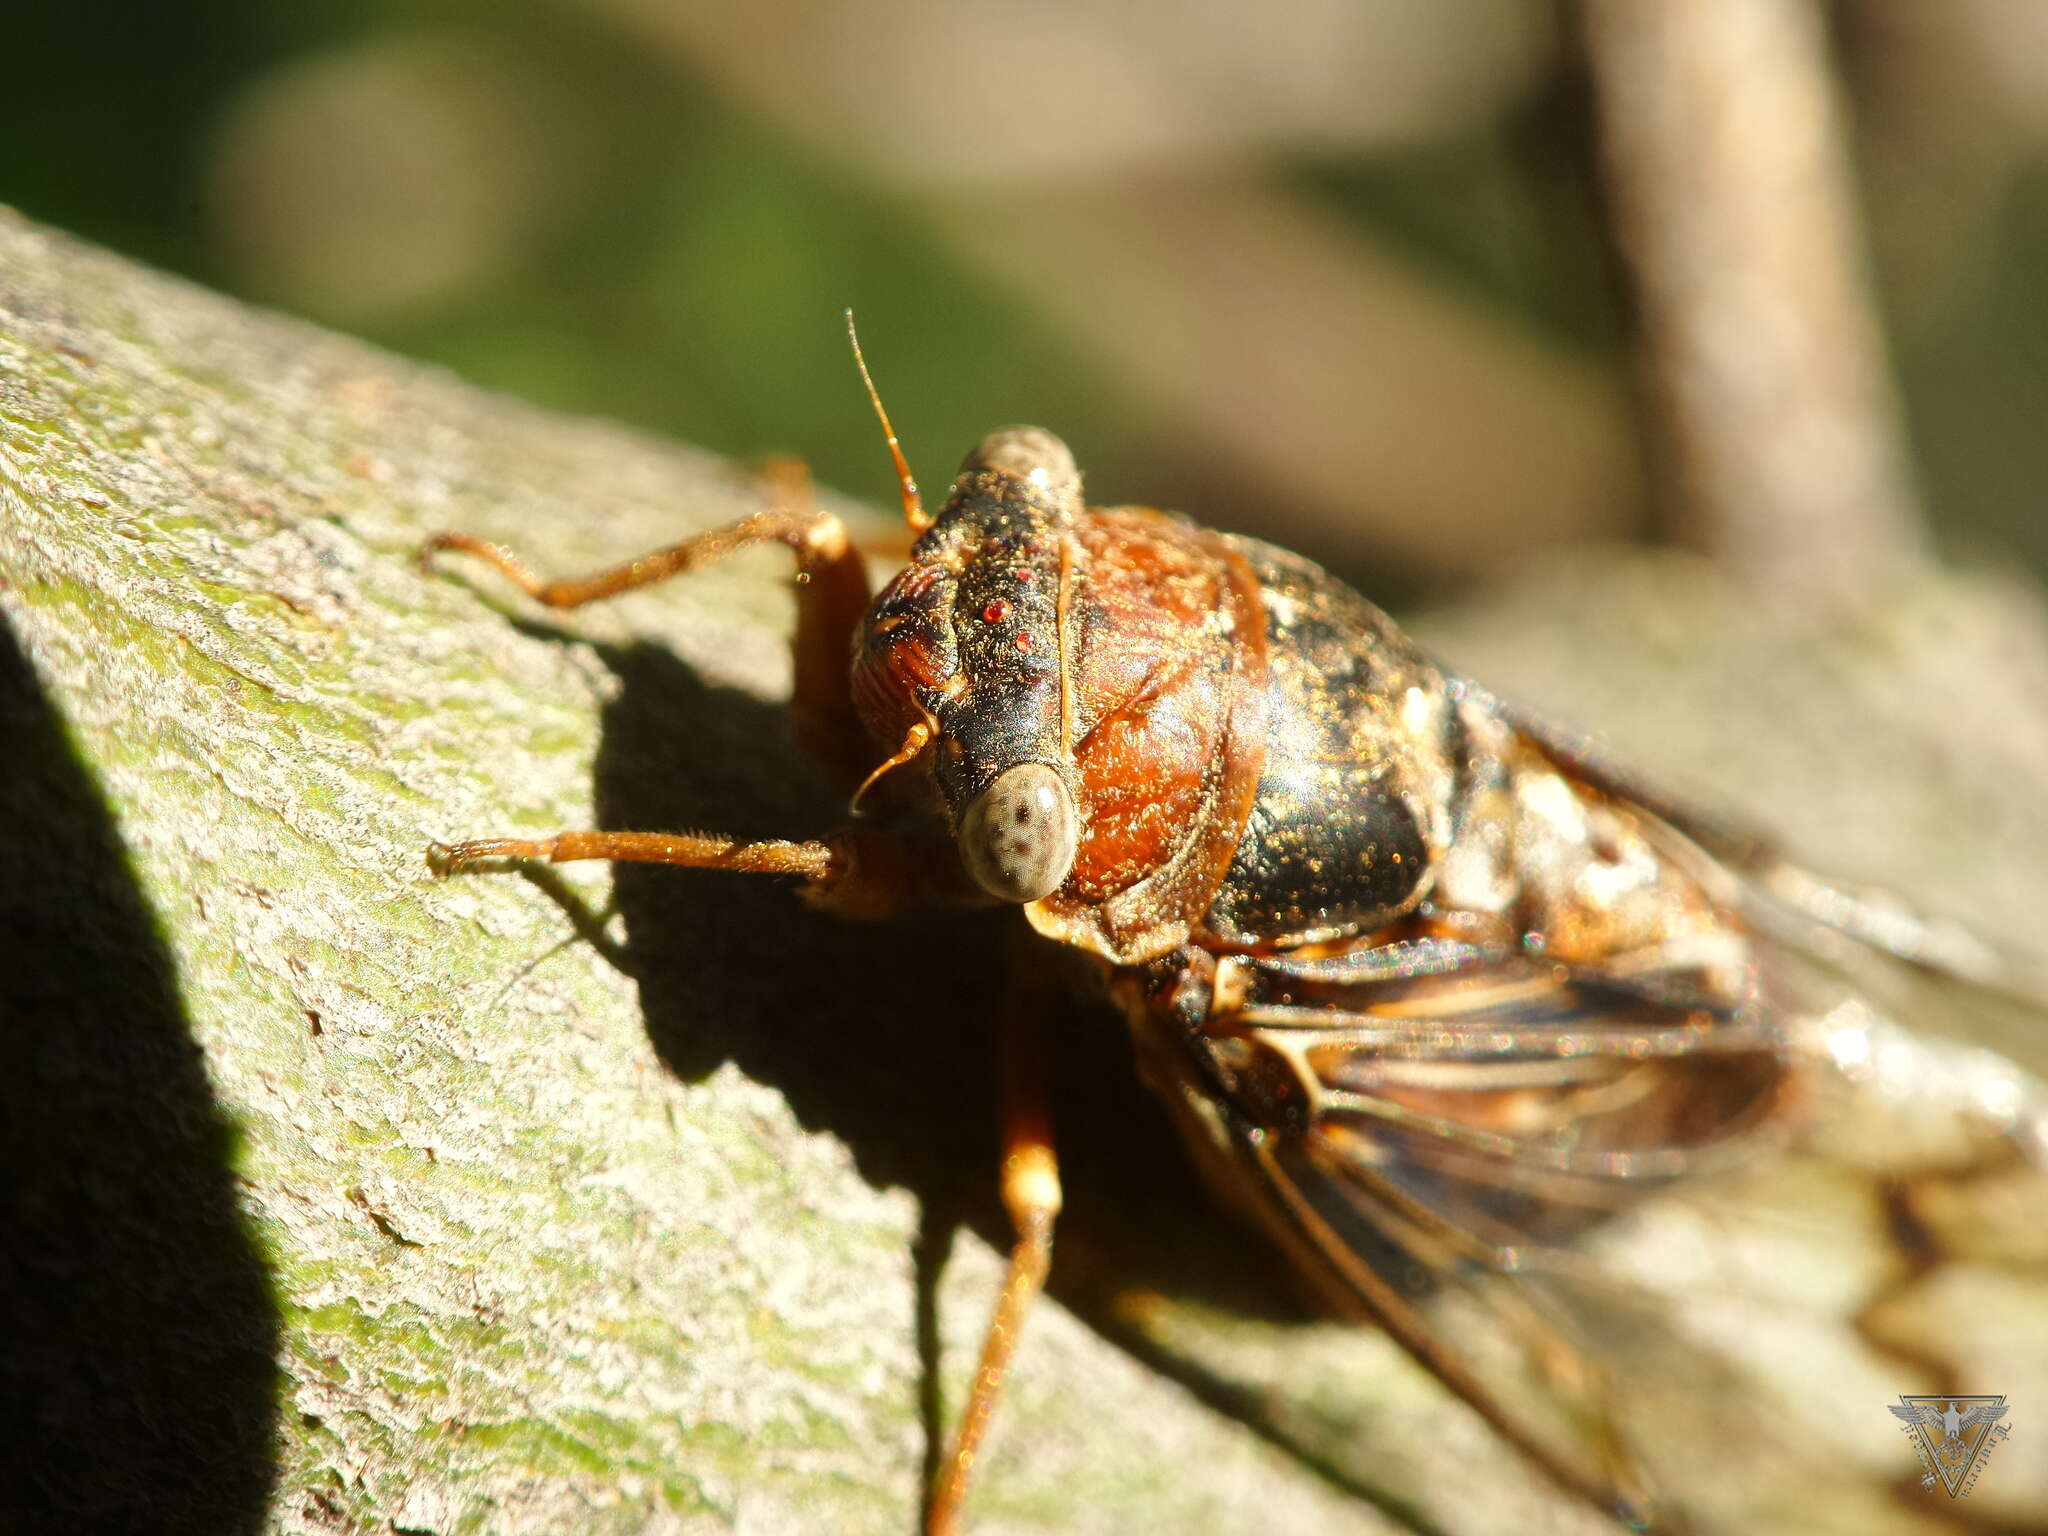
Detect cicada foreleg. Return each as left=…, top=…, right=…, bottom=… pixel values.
left=430, top=829, right=833, bottom=881
left=431, top=813, right=954, bottom=924
left=421, top=460, right=955, bottom=914
left=926, top=988, right=1063, bottom=1536
left=424, top=457, right=874, bottom=787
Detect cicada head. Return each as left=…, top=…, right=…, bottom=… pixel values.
left=851, top=427, right=1085, bottom=903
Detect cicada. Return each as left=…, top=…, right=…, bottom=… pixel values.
left=426, top=341, right=2048, bottom=1533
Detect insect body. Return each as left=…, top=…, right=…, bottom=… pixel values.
left=428, top=395, right=2042, bottom=1531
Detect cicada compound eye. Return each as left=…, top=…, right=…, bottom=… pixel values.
left=957, top=762, right=1078, bottom=903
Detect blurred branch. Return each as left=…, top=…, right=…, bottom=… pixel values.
left=1581, top=0, right=1925, bottom=609
left=608, top=0, right=1638, bottom=583
left=929, top=170, right=1641, bottom=580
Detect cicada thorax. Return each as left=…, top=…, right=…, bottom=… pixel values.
left=850, top=424, right=1478, bottom=965
left=848, top=426, right=1265, bottom=939
left=1037, top=522, right=1483, bottom=962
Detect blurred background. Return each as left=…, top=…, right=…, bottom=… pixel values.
left=6, top=0, right=2046, bottom=606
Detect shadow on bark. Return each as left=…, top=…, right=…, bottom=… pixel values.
left=0, top=619, right=280, bottom=1535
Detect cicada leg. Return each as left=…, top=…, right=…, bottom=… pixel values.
left=424, top=461, right=958, bottom=915
left=430, top=829, right=834, bottom=881
left=927, top=994, right=1063, bottom=1536
left=424, top=457, right=874, bottom=787
left=430, top=815, right=952, bottom=921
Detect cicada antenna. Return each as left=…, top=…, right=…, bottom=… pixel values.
left=845, top=309, right=929, bottom=533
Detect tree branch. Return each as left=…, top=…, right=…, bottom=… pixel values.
left=1582, top=0, right=1926, bottom=609
left=4, top=205, right=2044, bottom=1535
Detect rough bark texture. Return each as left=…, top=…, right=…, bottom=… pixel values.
left=3, top=207, right=2046, bottom=1536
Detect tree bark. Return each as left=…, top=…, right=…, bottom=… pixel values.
left=3, top=206, right=2045, bottom=1535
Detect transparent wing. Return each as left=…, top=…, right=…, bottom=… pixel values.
left=1217, top=939, right=1785, bottom=1527
left=1237, top=943, right=1786, bottom=1252
left=1503, top=691, right=2048, bottom=1021
left=1145, top=921, right=2048, bottom=1533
